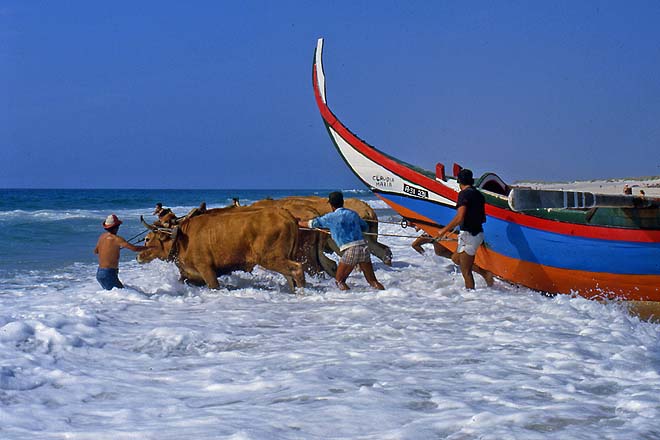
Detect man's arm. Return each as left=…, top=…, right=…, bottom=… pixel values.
left=436, top=205, right=467, bottom=239
left=300, top=211, right=334, bottom=230
left=116, top=236, right=148, bottom=252
left=93, top=235, right=101, bottom=254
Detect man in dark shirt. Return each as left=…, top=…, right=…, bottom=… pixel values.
left=436, top=169, right=494, bottom=289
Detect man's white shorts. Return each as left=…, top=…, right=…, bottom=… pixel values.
left=457, top=231, right=484, bottom=256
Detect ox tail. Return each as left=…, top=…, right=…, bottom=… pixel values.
left=283, top=212, right=305, bottom=291
left=289, top=219, right=306, bottom=289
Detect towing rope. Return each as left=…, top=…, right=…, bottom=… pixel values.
left=363, top=218, right=407, bottom=226
left=130, top=214, right=450, bottom=244
left=127, top=229, right=149, bottom=244
left=298, top=227, right=456, bottom=242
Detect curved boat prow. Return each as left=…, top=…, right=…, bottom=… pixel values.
left=314, top=38, right=327, bottom=106
left=312, top=39, right=460, bottom=218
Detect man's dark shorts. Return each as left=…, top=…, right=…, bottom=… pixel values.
left=96, top=268, right=124, bottom=290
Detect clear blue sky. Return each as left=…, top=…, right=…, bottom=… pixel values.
left=2, top=1, right=659, bottom=189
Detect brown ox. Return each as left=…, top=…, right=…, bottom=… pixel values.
left=249, top=199, right=337, bottom=277
left=280, top=196, right=393, bottom=265
left=137, top=207, right=304, bottom=291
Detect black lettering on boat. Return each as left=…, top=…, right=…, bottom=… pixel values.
left=372, top=175, right=394, bottom=188
left=403, top=183, right=428, bottom=199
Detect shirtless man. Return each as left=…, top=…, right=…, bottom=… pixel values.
left=94, top=214, right=148, bottom=290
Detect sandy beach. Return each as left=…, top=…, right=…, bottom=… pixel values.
left=516, top=176, right=660, bottom=197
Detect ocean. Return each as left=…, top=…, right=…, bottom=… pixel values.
left=1, top=189, right=659, bottom=439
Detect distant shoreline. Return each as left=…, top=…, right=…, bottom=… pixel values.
left=515, top=176, right=660, bottom=196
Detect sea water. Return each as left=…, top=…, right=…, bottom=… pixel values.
left=1, top=189, right=659, bottom=439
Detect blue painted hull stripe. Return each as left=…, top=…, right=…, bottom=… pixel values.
left=381, top=193, right=660, bottom=276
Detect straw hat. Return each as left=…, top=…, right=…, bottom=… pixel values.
left=103, top=214, right=122, bottom=229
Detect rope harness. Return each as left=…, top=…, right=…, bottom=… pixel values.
left=165, top=226, right=180, bottom=262
left=127, top=229, right=149, bottom=244
left=131, top=217, right=180, bottom=261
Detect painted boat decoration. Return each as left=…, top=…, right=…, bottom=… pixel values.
left=312, top=38, right=660, bottom=301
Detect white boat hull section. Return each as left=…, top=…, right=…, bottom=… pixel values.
left=315, top=39, right=327, bottom=104
left=328, top=125, right=457, bottom=207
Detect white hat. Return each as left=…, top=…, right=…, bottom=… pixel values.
left=103, top=214, right=123, bottom=229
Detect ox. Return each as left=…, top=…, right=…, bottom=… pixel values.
left=137, top=207, right=304, bottom=291
left=249, top=199, right=337, bottom=277
left=280, top=196, right=393, bottom=265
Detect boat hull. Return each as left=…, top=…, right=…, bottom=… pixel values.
left=379, top=194, right=659, bottom=300
left=313, top=38, right=660, bottom=301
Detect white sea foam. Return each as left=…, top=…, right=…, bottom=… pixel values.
left=0, top=222, right=659, bottom=439
left=364, top=199, right=390, bottom=210
left=0, top=206, right=201, bottom=224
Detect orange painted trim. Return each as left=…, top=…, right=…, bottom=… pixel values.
left=474, top=246, right=660, bottom=301
left=379, top=195, right=660, bottom=301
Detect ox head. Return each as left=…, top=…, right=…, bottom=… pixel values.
left=136, top=216, right=176, bottom=263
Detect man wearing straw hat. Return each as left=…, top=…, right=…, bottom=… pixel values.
left=94, top=214, right=148, bottom=290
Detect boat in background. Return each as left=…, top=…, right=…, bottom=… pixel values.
left=312, top=38, right=660, bottom=301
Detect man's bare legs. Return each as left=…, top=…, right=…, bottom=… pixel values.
left=335, top=262, right=353, bottom=290
left=472, top=263, right=494, bottom=287
left=335, top=261, right=384, bottom=290
left=411, top=235, right=431, bottom=254
left=358, top=261, right=385, bottom=290
left=451, top=252, right=494, bottom=289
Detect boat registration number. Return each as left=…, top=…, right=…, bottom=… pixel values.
left=403, top=184, right=429, bottom=199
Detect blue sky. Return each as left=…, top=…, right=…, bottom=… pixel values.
left=2, top=1, right=659, bottom=189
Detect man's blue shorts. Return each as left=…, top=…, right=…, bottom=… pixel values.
left=96, top=267, right=124, bottom=290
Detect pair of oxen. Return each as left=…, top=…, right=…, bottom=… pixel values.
left=137, top=196, right=392, bottom=291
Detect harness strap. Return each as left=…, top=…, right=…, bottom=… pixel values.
left=166, top=226, right=180, bottom=262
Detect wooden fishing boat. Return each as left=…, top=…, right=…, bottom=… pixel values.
left=312, top=38, right=660, bottom=301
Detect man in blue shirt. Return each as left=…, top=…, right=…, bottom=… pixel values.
left=299, top=192, right=385, bottom=291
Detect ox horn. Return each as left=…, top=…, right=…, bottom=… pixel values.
left=140, top=215, right=157, bottom=231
